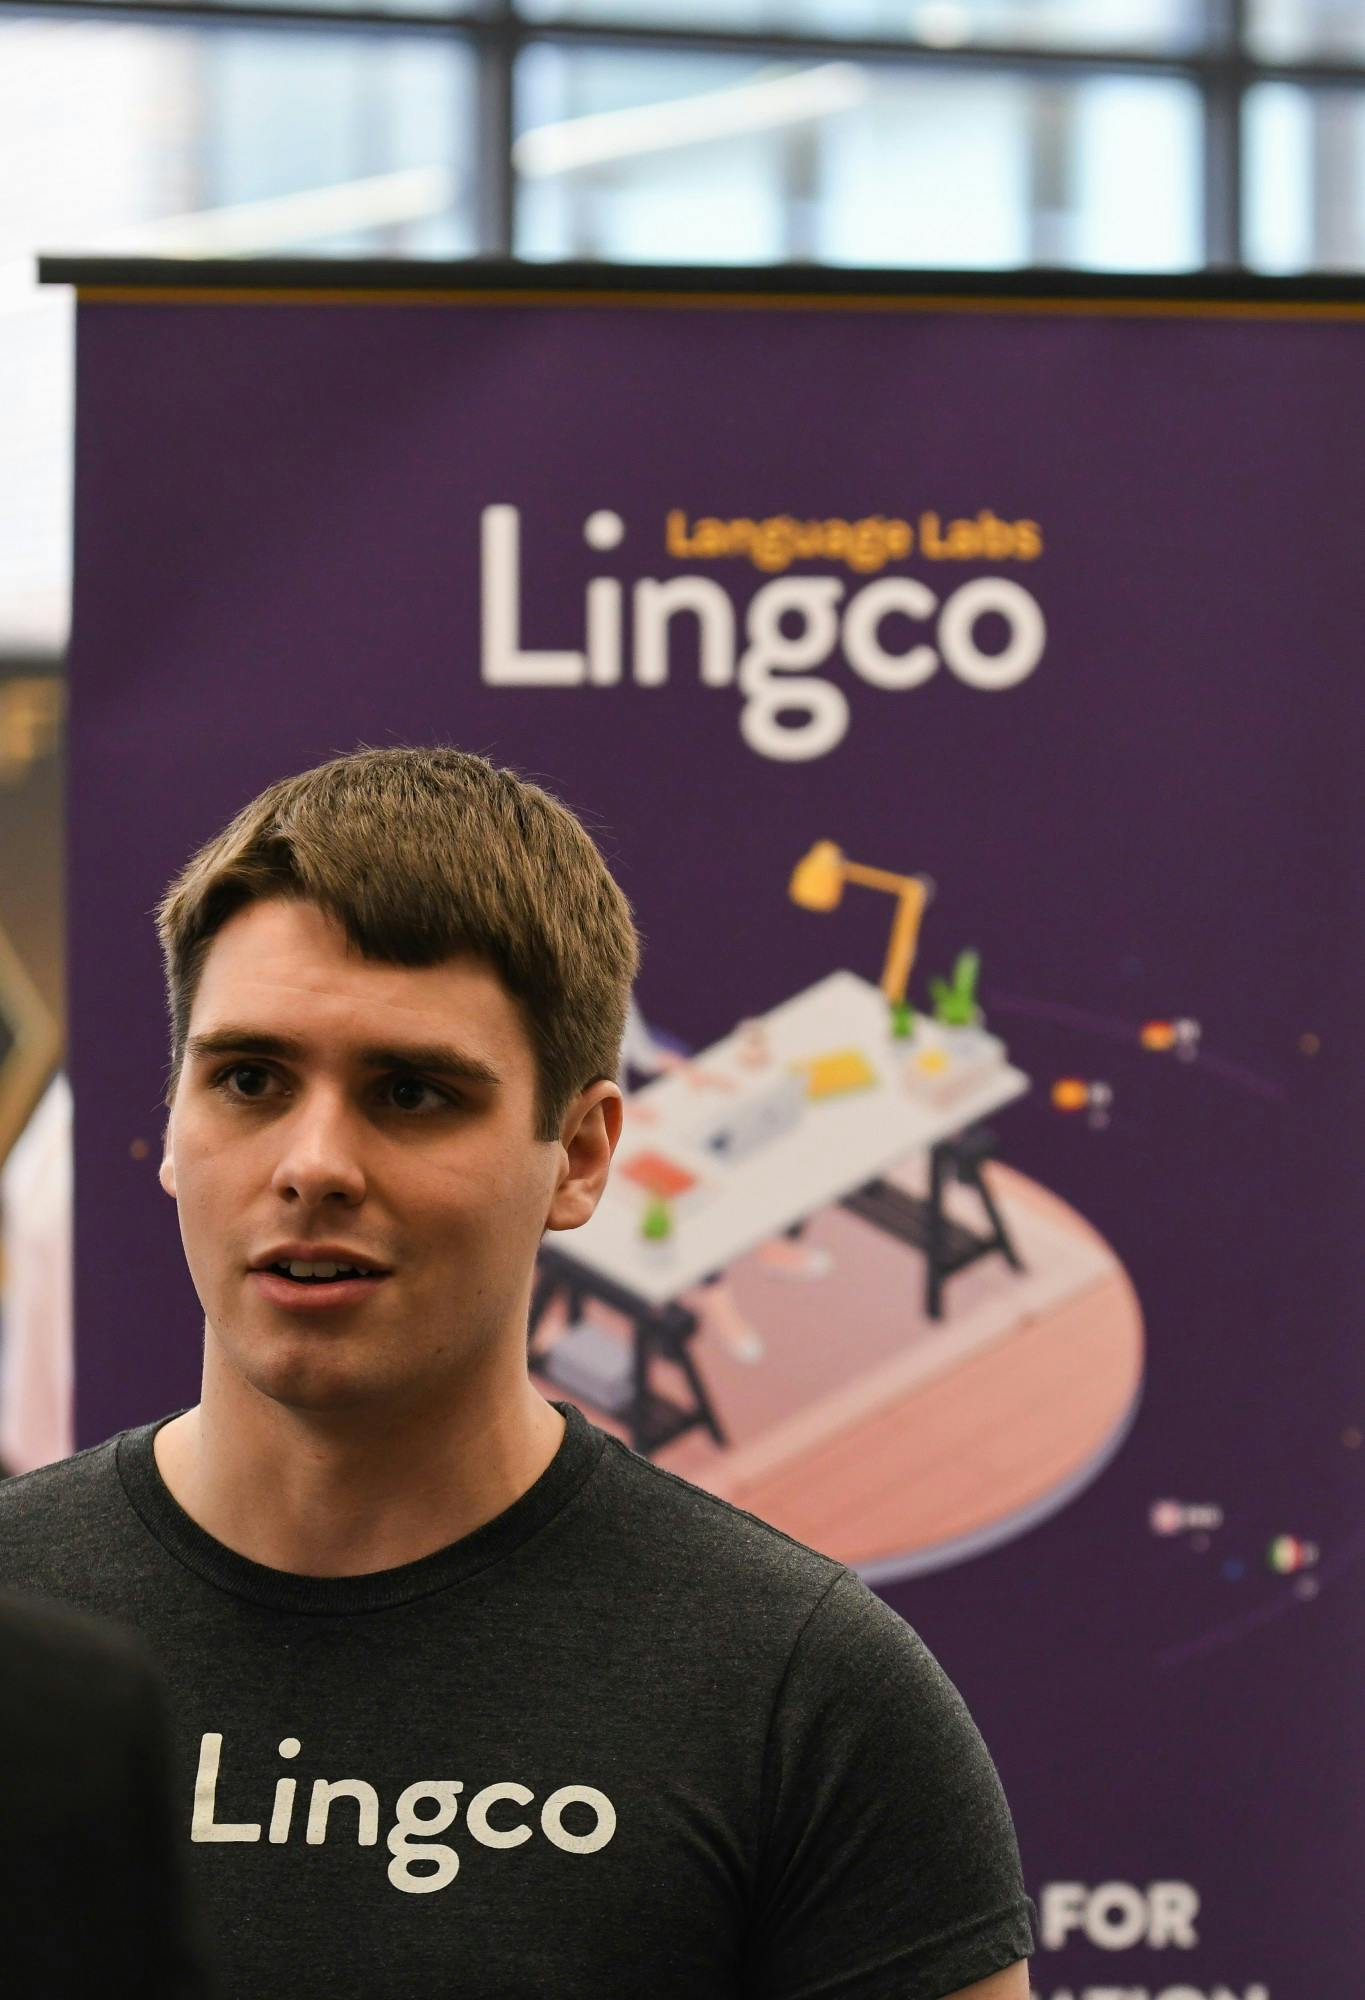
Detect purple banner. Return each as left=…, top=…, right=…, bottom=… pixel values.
left=69, top=285, right=1363, bottom=2000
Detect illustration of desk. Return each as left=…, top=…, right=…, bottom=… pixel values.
left=530, top=969, right=1030, bottom=1457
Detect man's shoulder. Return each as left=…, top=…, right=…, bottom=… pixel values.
left=0, top=1427, right=146, bottom=1599
left=586, top=1426, right=849, bottom=1615
left=576, top=1428, right=956, bottom=1697
left=0, top=1431, right=126, bottom=1518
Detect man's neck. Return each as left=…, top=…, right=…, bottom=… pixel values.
left=152, top=1376, right=566, bottom=1579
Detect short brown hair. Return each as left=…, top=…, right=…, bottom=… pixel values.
left=154, top=745, right=642, bottom=1141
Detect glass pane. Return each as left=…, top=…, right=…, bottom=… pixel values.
left=517, top=0, right=1211, bottom=54
left=1245, top=83, right=1365, bottom=270
left=515, top=46, right=1202, bottom=272
left=1247, top=0, right=1365, bottom=64
left=0, top=18, right=479, bottom=651
left=516, top=47, right=790, bottom=262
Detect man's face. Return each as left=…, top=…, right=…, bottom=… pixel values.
left=160, top=896, right=619, bottom=1418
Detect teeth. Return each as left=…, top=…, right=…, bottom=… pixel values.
left=279, top=1261, right=363, bottom=1280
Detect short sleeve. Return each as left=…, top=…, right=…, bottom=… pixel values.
left=746, top=1569, right=1037, bottom=1999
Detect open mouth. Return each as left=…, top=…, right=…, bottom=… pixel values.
left=268, top=1263, right=376, bottom=1286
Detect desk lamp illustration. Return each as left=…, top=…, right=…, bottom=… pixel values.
left=787, top=841, right=934, bottom=1036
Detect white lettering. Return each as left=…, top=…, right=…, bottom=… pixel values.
left=540, top=1784, right=617, bottom=1855
left=1148, top=1882, right=1200, bottom=1948
left=387, top=1781, right=463, bottom=1894
left=481, top=505, right=585, bottom=686
left=1029, top=1988, right=1269, bottom=2000
left=268, top=1736, right=301, bottom=1843
left=843, top=576, right=940, bottom=689
left=191, top=1733, right=262, bottom=1844
left=583, top=509, right=624, bottom=551
left=939, top=575, right=1046, bottom=690
left=187, top=1738, right=621, bottom=1890
left=737, top=577, right=848, bottom=761
left=586, top=577, right=623, bottom=686
left=306, top=1778, right=381, bottom=1847
left=268, top=1779, right=296, bottom=1844
left=1087, top=1882, right=1153, bottom=1950
left=476, top=508, right=1047, bottom=759
left=1041, top=1882, right=1090, bottom=1949
left=466, top=1781, right=534, bottom=1849
left=1040, top=1882, right=1201, bottom=1952
left=634, top=576, right=735, bottom=688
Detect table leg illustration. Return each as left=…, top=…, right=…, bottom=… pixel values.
left=842, top=1124, right=1024, bottom=1322
left=529, top=1248, right=726, bottom=1456
left=530, top=1118, right=1025, bottom=1458
left=531, top=888, right=1143, bottom=1575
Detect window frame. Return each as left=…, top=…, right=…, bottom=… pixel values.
left=1, top=0, right=1364, bottom=262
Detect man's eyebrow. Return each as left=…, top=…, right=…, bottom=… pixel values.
left=184, top=1028, right=503, bottom=1089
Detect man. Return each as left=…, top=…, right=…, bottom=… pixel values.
left=0, top=746, right=1036, bottom=1999
left=0, top=1587, right=217, bottom=1995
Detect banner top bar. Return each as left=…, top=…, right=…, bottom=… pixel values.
left=36, top=256, right=1365, bottom=316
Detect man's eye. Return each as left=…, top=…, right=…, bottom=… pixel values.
left=386, top=1077, right=454, bottom=1113
left=214, top=1063, right=273, bottom=1099
left=207, top=1072, right=452, bottom=1120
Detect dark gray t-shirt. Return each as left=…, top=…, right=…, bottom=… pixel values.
left=0, top=1399, right=1036, bottom=1999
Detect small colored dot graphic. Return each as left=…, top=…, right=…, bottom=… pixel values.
left=1267, top=1535, right=1319, bottom=1574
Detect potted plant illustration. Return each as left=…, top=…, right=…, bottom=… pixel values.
left=929, top=949, right=983, bottom=1025
left=640, top=1194, right=675, bottom=1245
left=928, top=950, right=990, bottom=1060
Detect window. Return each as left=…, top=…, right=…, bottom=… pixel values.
left=1, top=0, right=1362, bottom=651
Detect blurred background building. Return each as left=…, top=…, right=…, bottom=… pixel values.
left=1, top=0, right=1363, bottom=1456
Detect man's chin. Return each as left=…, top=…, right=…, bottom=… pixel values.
left=232, top=1340, right=393, bottom=1417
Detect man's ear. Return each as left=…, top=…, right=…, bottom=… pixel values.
left=158, top=1116, right=176, bottom=1199
left=543, top=1082, right=623, bottom=1234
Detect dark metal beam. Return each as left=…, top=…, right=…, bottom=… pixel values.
left=35, top=256, right=1365, bottom=304
left=0, top=0, right=471, bottom=29
left=2, top=0, right=1365, bottom=90
left=1204, top=0, right=1245, bottom=266
left=0, top=4, right=1191, bottom=69
left=476, top=0, right=514, bottom=255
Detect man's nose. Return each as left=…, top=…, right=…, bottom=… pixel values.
left=268, top=1090, right=368, bottom=1205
